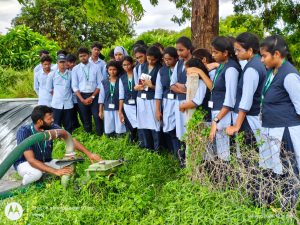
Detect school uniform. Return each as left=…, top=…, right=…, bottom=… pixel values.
left=72, top=62, right=104, bottom=136
left=46, top=69, right=73, bottom=133
left=233, top=55, right=267, bottom=149
left=99, top=78, right=126, bottom=135
left=89, top=57, right=108, bottom=80
left=136, top=62, right=162, bottom=151
left=155, top=65, right=179, bottom=155
left=119, top=73, right=138, bottom=141
left=210, top=58, right=241, bottom=161
left=170, top=60, right=188, bottom=140
left=34, top=69, right=53, bottom=107
left=259, top=61, right=300, bottom=175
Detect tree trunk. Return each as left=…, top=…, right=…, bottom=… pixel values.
left=191, top=0, right=219, bottom=51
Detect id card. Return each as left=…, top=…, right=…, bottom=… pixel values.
left=141, top=93, right=147, bottom=99
left=208, top=101, right=214, bottom=109
left=167, top=93, right=175, bottom=100
left=128, top=99, right=136, bottom=105
left=108, top=103, right=115, bottom=109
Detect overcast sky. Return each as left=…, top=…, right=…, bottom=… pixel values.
left=0, top=0, right=234, bottom=35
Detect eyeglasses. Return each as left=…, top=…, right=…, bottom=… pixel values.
left=122, top=64, right=131, bottom=67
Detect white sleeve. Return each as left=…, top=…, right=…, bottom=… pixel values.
left=72, top=67, right=79, bottom=93
left=98, top=82, right=105, bottom=104
left=34, top=73, right=39, bottom=95
left=119, top=80, right=125, bottom=100
left=192, top=80, right=207, bottom=106
left=238, top=68, right=259, bottom=111
left=284, top=73, right=300, bottom=115
left=223, top=67, right=239, bottom=108
left=155, top=71, right=163, bottom=99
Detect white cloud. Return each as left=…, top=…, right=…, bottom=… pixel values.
left=0, top=0, right=234, bottom=35
left=0, top=0, right=22, bottom=34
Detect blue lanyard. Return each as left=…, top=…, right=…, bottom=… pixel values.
left=82, top=65, right=90, bottom=81
left=31, top=125, right=47, bottom=161
left=58, top=70, right=68, bottom=80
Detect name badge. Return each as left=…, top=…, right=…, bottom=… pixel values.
left=167, top=93, right=175, bottom=100
left=208, top=101, right=214, bottom=109
left=109, top=103, right=115, bottom=109
left=128, top=99, right=136, bottom=105
left=141, top=93, right=147, bottom=99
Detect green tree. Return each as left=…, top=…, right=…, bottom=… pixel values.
left=233, top=0, right=300, bottom=68
left=219, top=14, right=264, bottom=38
left=232, top=0, right=300, bottom=34
left=0, top=25, right=59, bottom=70
left=13, top=0, right=134, bottom=52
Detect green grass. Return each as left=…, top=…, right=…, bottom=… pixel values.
left=0, top=128, right=295, bottom=224
left=0, top=67, right=36, bottom=98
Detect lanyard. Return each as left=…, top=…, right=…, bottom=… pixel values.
left=261, top=59, right=286, bottom=105
left=82, top=65, right=90, bottom=82
left=168, top=68, right=172, bottom=79
left=58, top=70, right=68, bottom=80
left=212, top=64, right=224, bottom=90
left=31, top=125, right=47, bottom=161
left=127, top=75, right=133, bottom=92
left=109, top=82, right=115, bottom=98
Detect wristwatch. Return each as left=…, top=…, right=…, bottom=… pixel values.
left=213, top=117, right=220, bottom=123
left=91, top=95, right=95, bottom=99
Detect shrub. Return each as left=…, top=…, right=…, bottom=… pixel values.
left=0, top=67, right=36, bottom=98
left=0, top=25, right=60, bottom=70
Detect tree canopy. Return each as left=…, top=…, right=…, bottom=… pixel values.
left=13, top=0, right=134, bottom=52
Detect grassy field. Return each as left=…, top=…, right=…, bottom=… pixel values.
left=0, top=128, right=295, bottom=224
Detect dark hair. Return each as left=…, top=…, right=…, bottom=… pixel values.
left=77, top=47, right=90, bottom=55
left=236, top=32, right=260, bottom=54
left=185, top=58, right=209, bottom=76
left=146, top=46, right=162, bottom=60
left=109, top=49, right=115, bottom=59
left=39, top=50, right=49, bottom=57
left=57, top=50, right=68, bottom=56
left=133, top=40, right=146, bottom=48
left=176, top=36, right=193, bottom=51
left=66, top=54, right=77, bottom=63
left=260, top=35, right=293, bottom=64
left=123, top=56, right=134, bottom=64
left=31, top=105, right=53, bottom=124
left=163, top=47, right=178, bottom=59
left=134, top=46, right=147, bottom=55
left=91, top=41, right=103, bottom=50
left=153, top=42, right=164, bottom=51
left=106, top=60, right=123, bottom=76
left=211, top=36, right=238, bottom=62
left=192, top=48, right=214, bottom=63
left=40, top=55, right=52, bottom=63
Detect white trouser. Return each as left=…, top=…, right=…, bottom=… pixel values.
left=17, top=160, right=62, bottom=185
